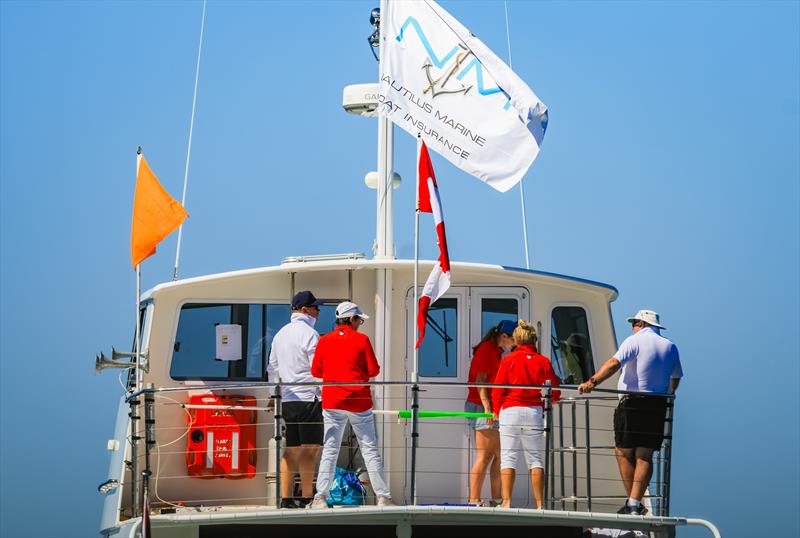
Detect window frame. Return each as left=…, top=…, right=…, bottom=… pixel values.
left=548, top=301, right=598, bottom=383
left=167, top=298, right=291, bottom=383
left=405, top=286, right=469, bottom=379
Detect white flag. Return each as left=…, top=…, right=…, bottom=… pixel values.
left=378, top=0, right=548, bottom=193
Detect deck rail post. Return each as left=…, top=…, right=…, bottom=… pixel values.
left=142, top=384, right=155, bottom=516
left=663, top=395, right=675, bottom=516
left=558, top=401, right=565, bottom=510
left=128, top=395, right=141, bottom=517
left=584, top=398, right=592, bottom=512
left=542, top=380, right=552, bottom=509
left=273, top=383, right=283, bottom=509
left=410, top=382, right=420, bottom=505
left=570, top=400, right=578, bottom=511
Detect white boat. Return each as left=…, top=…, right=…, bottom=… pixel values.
left=95, top=4, right=721, bottom=538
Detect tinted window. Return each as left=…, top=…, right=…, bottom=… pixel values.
left=419, top=297, right=458, bottom=377
left=480, top=298, right=518, bottom=337
left=172, top=303, right=294, bottom=381
left=550, top=306, right=595, bottom=384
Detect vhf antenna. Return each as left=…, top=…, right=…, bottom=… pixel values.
left=367, top=7, right=380, bottom=61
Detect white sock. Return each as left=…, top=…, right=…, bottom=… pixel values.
left=628, top=498, right=641, bottom=507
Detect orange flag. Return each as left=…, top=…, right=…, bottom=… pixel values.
left=130, top=153, right=188, bottom=268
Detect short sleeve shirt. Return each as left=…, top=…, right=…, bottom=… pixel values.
left=467, top=340, right=502, bottom=406
left=614, top=327, right=683, bottom=394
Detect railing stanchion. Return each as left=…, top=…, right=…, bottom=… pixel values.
left=129, top=395, right=141, bottom=517
left=663, top=396, right=674, bottom=516
left=584, top=398, right=592, bottom=512
left=571, top=400, right=578, bottom=511
left=142, top=384, right=155, bottom=516
left=558, top=401, right=565, bottom=510
left=273, top=383, right=283, bottom=509
left=410, top=382, right=420, bottom=505
left=542, top=380, right=552, bottom=509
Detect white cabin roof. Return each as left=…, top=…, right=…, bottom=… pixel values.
left=141, top=257, right=619, bottom=303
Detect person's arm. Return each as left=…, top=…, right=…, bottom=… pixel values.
left=577, top=357, right=621, bottom=394
left=306, top=331, right=319, bottom=371
left=364, top=337, right=380, bottom=378
left=475, top=373, right=494, bottom=424
left=670, top=377, right=680, bottom=393
left=492, top=361, right=509, bottom=419
left=544, top=361, right=561, bottom=403
left=310, top=338, right=324, bottom=378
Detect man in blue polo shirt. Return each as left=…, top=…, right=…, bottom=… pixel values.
left=578, top=309, right=682, bottom=515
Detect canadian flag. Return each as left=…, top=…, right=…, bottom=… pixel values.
left=416, top=142, right=451, bottom=348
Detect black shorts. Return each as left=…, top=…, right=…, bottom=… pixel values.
left=614, top=395, right=668, bottom=449
left=282, top=400, right=323, bottom=447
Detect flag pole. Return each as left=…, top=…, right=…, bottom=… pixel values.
left=135, top=148, right=143, bottom=392
left=173, top=0, right=207, bottom=281
left=410, top=133, right=422, bottom=506
left=413, top=133, right=421, bottom=381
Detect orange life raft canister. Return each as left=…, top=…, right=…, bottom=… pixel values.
left=186, top=394, right=257, bottom=479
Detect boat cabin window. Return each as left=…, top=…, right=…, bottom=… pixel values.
left=550, top=306, right=595, bottom=384
left=480, top=297, right=518, bottom=336
left=170, top=302, right=341, bottom=381
left=418, top=297, right=458, bottom=377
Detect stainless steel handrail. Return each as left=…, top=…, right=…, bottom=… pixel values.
left=125, top=380, right=675, bottom=518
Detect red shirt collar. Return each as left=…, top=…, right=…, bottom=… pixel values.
left=514, top=344, right=537, bottom=355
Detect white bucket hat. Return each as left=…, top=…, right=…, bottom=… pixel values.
left=626, top=309, right=666, bottom=330
left=335, top=301, right=369, bottom=320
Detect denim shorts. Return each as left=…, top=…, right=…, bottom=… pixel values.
left=465, top=401, right=497, bottom=431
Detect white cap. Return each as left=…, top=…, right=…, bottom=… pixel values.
left=626, top=309, right=666, bottom=330
left=335, top=301, right=369, bottom=320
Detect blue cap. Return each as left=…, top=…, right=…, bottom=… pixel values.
left=291, top=291, right=324, bottom=309
left=497, top=319, right=517, bottom=336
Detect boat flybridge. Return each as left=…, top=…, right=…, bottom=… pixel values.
left=97, top=256, right=719, bottom=538
left=96, top=7, right=720, bottom=538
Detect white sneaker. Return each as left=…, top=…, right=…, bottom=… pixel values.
left=377, top=496, right=396, bottom=507
left=310, top=496, right=329, bottom=510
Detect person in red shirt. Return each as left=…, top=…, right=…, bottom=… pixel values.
left=465, top=319, right=516, bottom=506
left=492, top=320, right=560, bottom=509
left=309, top=301, right=395, bottom=509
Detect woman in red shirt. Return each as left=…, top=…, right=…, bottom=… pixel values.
left=465, top=319, right=516, bottom=506
left=309, top=301, right=395, bottom=509
left=492, top=320, right=560, bottom=509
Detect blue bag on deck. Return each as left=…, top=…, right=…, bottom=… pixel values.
left=327, top=467, right=366, bottom=506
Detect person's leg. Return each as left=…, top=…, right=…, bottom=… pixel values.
left=630, top=447, right=654, bottom=501
left=518, top=407, right=544, bottom=509
left=349, top=410, right=391, bottom=498
left=615, top=447, right=636, bottom=497
left=281, top=447, right=300, bottom=498
left=498, top=407, right=520, bottom=508
left=298, top=445, right=321, bottom=498
left=487, top=429, right=502, bottom=501
left=469, top=429, right=496, bottom=503
left=613, top=399, right=636, bottom=498
left=314, top=409, right=348, bottom=499
left=530, top=468, right=544, bottom=509
left=500, top=468, right=515, bottom=507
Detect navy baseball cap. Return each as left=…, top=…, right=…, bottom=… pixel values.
left=291, top=291, right=324, bottom=309
left=497, top=319, right=517, bottom=336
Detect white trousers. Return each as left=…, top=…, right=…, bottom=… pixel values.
left=315, top=408, right=390, bottom=498
left=499, top=406, right=545, bottom=470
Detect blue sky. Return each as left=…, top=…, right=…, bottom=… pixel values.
left=1, top=1, right=798, bottom=537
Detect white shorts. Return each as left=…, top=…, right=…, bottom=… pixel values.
left=499, top=406, right=544, bottom=470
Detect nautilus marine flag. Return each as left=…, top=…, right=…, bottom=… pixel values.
left=378, top=0, right=548, bottom=193
left=416, top=142, right=451, bottom=349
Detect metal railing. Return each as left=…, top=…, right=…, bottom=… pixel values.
left=122, top=380, right=674, bottom=518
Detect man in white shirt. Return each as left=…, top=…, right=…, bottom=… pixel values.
left=578, top=309, right=682, bottom=515
left=267, top=290, right=324, bottom=508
